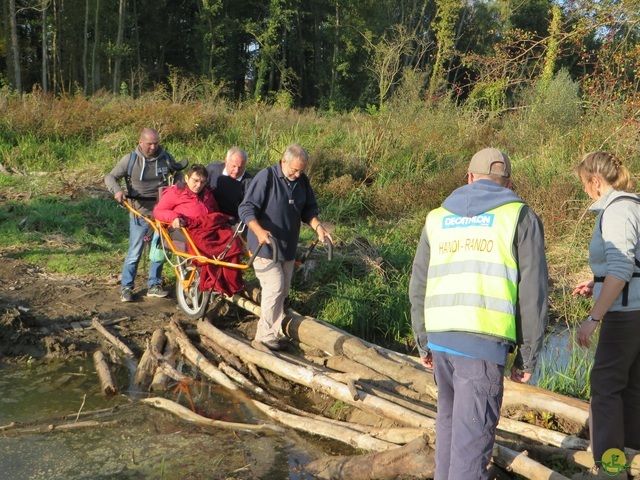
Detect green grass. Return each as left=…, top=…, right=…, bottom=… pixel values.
left=0, top=194, right=129, bottom=276
left=535, top=328, right=594, bottom=400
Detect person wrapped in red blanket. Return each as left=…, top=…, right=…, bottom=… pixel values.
left=153, top=163, right=243, bottom=296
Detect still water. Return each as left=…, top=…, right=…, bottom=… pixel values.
left=0, top=358, right=320, bottom=479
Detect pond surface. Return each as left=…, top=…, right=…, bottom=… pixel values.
left=0, top=358, right=322, bottom=479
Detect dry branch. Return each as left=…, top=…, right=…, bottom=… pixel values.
left=91, top=317, right=135, bottom=358
left=200, top=335, right=246, bottom=373
left=0, top=420, right=120, bottom=437
left=167, top=320, right=238, bottom=391
left=140, top=397, right=284, bottom=434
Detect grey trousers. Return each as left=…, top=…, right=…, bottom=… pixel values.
left=253, top=257, right=295, bottom=343
left=590, top=310, right=640, bottom=462
left=432, top=351, right=504, bottom=480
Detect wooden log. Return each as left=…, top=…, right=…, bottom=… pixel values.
left=150, top=335, right=176, bottom=392
left=304, top=434, right=435, bottom=480
left=283, top=311, right=590, bottom=427
left=93, top=350, right=117, bottom=396
left=69, top=316, right=129, bottom=331
left=250, top=400, right=398, bottom=452
left=91, top=317, right=135, bottom=359
left=497, top=416, right=588, bottom=450
left=225, top=293, right=261, bottom=317
left=497, top=443, right=640, bottom=480
left=216, top=361, right=431, bottom=446
left=284, top=311, right=438, bottom=397
left=326, top=372, right=360, bottom=400
left=197, top=319, right=435, bottom=428
left=133, top=329, right=166, bottom=388
left=157, top=360, right=192, bottom=385
left=356, top=381, right=437, bottom=420
left=326, top=354, right=435, bottom=403
left=502, top=380, right=589, bottom=429
left=167, top=320, right=239, bottom=391
left=200, top=335, right=247, bottom=373
left=282, top=311, right=588, bottom=451
left=247, top=362, right=267, bottom=385
left=492, top=444, right=571, bottom=480
left=140, top=397, right=284, bottom=434
left=497, top=442, right=593, bottom=471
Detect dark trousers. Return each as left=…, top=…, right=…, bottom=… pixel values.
left=590, top=310, right=640, bottom=461
left=432, top=351, right=505, bottom=480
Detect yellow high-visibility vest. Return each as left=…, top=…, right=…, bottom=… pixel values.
left=423, top=202, right=524, bottom=342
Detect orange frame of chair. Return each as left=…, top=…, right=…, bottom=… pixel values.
left=122, top=200, right=251, bottom=293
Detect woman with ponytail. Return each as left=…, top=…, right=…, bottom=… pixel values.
left=572, top=151, right=640, bottom=479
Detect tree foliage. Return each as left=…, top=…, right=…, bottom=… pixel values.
left=1, top=0, right=640, bottom=111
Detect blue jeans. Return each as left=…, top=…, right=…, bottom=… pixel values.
left=432, top=351, right=504, bottom=480
left=121, top=215, right=164, bottom=290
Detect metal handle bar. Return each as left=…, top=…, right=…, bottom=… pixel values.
left=326, top=237, right=333, bottom=262
left=247, top=240, right=278, bottom=268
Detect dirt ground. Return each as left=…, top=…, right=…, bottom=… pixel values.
left=0, top=254, right=257, bottom=362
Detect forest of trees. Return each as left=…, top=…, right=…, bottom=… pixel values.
left=1, top=0, right=640, bottom=111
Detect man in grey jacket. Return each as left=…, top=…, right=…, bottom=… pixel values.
left=409, top=148, right=548, bottom=479
left=105, top=128, right=180, bottom=302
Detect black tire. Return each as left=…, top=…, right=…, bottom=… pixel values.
left=175, top=268, right=211, bottom=320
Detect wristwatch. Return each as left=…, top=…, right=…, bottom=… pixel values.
left=586, top=314, right=601, bottom=322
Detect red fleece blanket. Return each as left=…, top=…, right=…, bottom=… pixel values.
left=185, top=212, right=244, bottom=296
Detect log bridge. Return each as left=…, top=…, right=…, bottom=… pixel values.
left=93, top=292, right=640, bottom=480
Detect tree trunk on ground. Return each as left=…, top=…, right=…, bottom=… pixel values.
left=197, top=319, right=435, bottom=428
left=133, top=328, right=166, bottom=388
left=326, top=354, right=435, bottom=404
left=493, top=444, right=571, bottom=480
left=284, top=311, right=589, bottom=427
left=93, top=350, right=117, bottom=396
left=250, top=400, right=400, bottom=452
left=200, top=335, right=247, bottom=373
left=150, top=335, right=176, bottom=392
left=305, top=434, right=435, bottom=480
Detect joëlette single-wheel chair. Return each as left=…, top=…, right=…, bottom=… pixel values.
left=122, top=199, right=333, bottom=320
left=122, top=198, right=269, bottom=319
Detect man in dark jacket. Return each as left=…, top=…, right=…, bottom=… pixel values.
left=105, top=128, right=180, bottom=302
left=409, top=148, right=548, bottom=480
left=238, top=145, right=331, bottom=350
left=206, top=147, right=253, bottom=220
